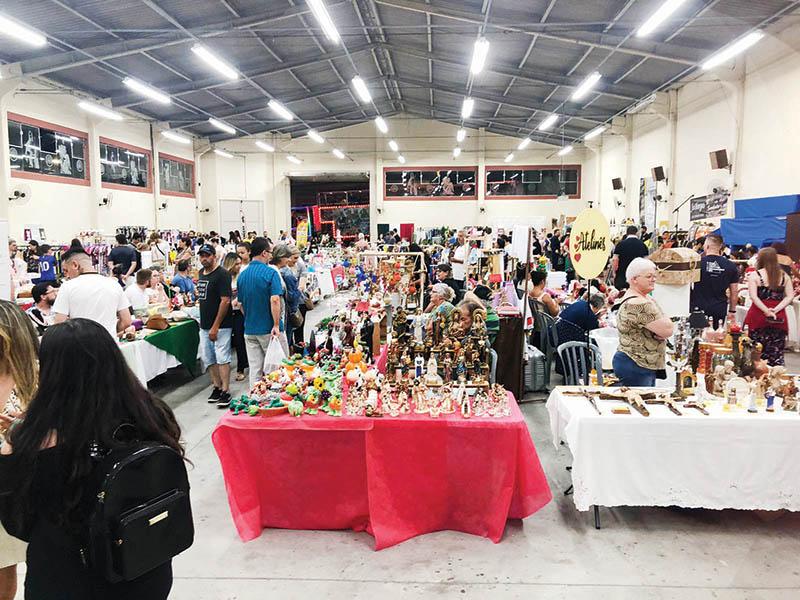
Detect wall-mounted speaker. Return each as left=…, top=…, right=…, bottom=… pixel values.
left=709, top=149, right=730, bottom=170
left=652, top=166, right=666, bottom=182
left=611, top=177, right=624, bottom=190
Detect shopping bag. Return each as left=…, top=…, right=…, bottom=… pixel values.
left=263, top=336, right=287, bottom=374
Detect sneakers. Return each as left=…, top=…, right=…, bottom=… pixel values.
left=217, top=391, right=232, bottom=409
left=208, top=387, right=222, bottom=402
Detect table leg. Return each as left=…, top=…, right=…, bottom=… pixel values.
left=594, top=505, right=601, bottom=530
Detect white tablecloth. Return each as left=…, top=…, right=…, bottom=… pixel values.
left=547, top=386, right=800, bottom=512
left=119, top=338, right=181, bottom=385
left=314, top=268, right=336, bottom=298
left=737, top=301, right=799, bottom=350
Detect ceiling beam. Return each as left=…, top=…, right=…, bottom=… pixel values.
left=379, top=42, right=651, bottom=102
left=374, top=0, right=705, bottom=66
left=14, top=1, right=350, bottom=78
left=111, top=43, right=378, bottom=108
left=173, top=77, right=389, bottom=128
left=387, top=75, right=612, bottom=125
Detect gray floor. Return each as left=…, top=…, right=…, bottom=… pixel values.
left=19, top=300, right=800, bottom=599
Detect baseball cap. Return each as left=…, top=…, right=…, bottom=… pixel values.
left=197, top=244, right=215, bottom=256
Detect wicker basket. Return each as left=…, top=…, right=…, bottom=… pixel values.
left=651, top=247, right=701, bottom=285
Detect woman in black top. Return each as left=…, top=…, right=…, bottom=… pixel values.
left=0, top=319, right=185, bottom=599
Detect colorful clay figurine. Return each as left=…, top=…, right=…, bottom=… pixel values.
left=287, top=399, right=304, bottom=417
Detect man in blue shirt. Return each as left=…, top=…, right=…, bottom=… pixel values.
left=237, top=237, right=286, bottom=387
left=170, top=260, right=196, bottom=301
left=37, top=245, right=57, bottom=283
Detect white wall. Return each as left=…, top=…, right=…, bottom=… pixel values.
left=0, top=83, right=198, bottom=243
left=208, top=116, right=592, bottom=240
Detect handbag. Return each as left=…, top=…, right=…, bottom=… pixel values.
left=289, top=309, right=304, bottom=328
left=304, top=296, right=315, bottom=310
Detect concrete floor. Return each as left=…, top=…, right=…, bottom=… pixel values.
left=16, top=298, right=800, bottom=599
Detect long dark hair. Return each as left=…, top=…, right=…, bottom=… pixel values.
left=11, top=319, right=184, bottom=526
left=757, top=247, right=782, bottom=291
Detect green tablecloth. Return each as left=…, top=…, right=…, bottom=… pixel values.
left=144, top=319, right=200, bottom=376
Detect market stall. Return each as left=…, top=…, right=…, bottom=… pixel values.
left=213, top=392, right=551, bottom=549
left=119, top=319, right=199, bottom=384
left=547, top=384, right=800, bottom=526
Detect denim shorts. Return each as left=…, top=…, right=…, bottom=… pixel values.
left=612, top=351, right=657, bottom=387
left=199, top=327, right=232, bottom=367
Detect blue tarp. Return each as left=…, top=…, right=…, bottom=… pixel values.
left=719, top=216, right=786, bottom=247
left=734, top=194, right=800, bottom=219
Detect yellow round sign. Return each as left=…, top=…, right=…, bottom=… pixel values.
left=569, top=207, right=611, bottom=279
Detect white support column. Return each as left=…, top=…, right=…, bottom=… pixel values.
left=0, top=80, right=21, bottom=230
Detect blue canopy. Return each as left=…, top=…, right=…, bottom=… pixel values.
left=735, top=194, right=800, bottom=219
left=719, top=216, right=786, bottom=247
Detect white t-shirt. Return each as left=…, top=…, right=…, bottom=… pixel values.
left=451, top=244, right=468, bottom=281
left=53, top=273, right=131, bottom=338
left=151, top=241, right=171, bottom=264
left=125, top=284, right=150, bottom=310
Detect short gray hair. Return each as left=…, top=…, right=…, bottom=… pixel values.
left=626, top=257, right=656, bottom=283
left=271, top=243, right=293, bottom=263
left=431, top=283, right=455, bottom=302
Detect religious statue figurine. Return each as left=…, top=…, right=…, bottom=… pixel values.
left=440, top=384, right=456, bottom=414
left=425, top=354, right=443, bottom=386
left=397, top=388, right=410, bottom=414
left=472, top=311, right=487, bottom=338
left=443, top=354, right=453, bottom=383
left=414, top=353, right=425, bottom=379
left=413, top=308, right=424, bottom=343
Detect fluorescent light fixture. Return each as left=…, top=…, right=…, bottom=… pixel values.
left=351, top=76, right=372, bottom=103
left=161, top=130, right=192, bottom=145
left=397, top=155, right=406, bottom=164
left=307, top=0, right=340, bottom=44
left=78, top=100, right=123, bottom=121
left=571, top=71, right=602, bottom=101
left=517, top=137, right=531, bottom=150
left=504, top=152, right=514, bottom=163
left=388, top=139, right=399, bottom=152
left=287, top=155, right=302, bottom=165
left=332, top=148, right=345, bottom=159
left=538, top=114, right=558, bottom=131
left=584, top=125, right=608, bottom=140
left=214, top=148, right=233, bottom=159
left=456, top=128, right=466, bottom=142
left=461, top=97, right=475, bottom=119
left=0, top=15, right=47, bottom=47
left=208, top=118, right=236, bottom=135
left=557, top=145, right=574, bottom=157
left=627, top=93, right=657, bottom=115
left=255, top=140, right=275, bottom=152
left=268, top=99, right=294, bottom=121
left=307, top=129, right=325, bottom=144
left=702, top=31, right=765, bottom=70
left=636, top=0, right=690, bottom=38
left=122, top=77, right=171, bottom=104
left=191, top=44, right=238, bottom=80
left=470, top=37, right=490, bottom=75
left=453, top=147, right=461, bottom=158
left=374, top=116, right=388, bottom=133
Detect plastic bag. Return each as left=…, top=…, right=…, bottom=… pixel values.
left=263, top=336, right=287, bottom=374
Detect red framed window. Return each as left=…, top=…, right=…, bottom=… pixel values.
left=7, top=113, right=90, bottom=186
left=158, top=152, right=195, bottom=198
left=100, top=137, right=153, bottom=193
left=485, top=164, right=581, bottom=199
left=384, top=166, right=477, bottom=200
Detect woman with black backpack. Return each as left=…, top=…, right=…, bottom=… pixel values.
left=0, top=318, right=192, bottom=599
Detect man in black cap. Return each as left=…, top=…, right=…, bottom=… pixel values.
left=196, top=244, right=233, bottom=408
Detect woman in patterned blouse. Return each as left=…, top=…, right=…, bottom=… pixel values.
left=612, top=258, right=674, bottom=387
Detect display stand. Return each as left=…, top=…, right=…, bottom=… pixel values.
left=357, top=251, right=426, bottom=309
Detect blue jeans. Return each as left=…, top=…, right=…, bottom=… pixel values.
left=612, top=351, right=656, bottom=387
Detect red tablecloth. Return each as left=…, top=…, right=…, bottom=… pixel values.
left=212, top=393, right=552, bottom=550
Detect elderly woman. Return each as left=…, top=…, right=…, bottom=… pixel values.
left=612, top=257, right=674, bottom=387
left=270, top=244, right=301, bottom=350
left=424, top=283, right=456, bottom=319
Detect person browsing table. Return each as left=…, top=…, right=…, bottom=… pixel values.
left=53, top=248, right=132, bottom=339
left=449, top=230, right=468, bottom=291
left=612, top=258, right=674, bottom=387
left=612, top=226, right=649, bottom=291
left=197, top=244, right=233, bottom=408
left=237, top=237, right=287, bottom=389
left=690, top=233, right=739, bottom=328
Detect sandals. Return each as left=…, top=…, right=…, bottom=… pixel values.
left=236, top=372, right=246, bottom=381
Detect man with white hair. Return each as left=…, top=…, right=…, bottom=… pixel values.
left=53, top=247, right=132, bottom=338
left=612, top=257, right=674, bottom=387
